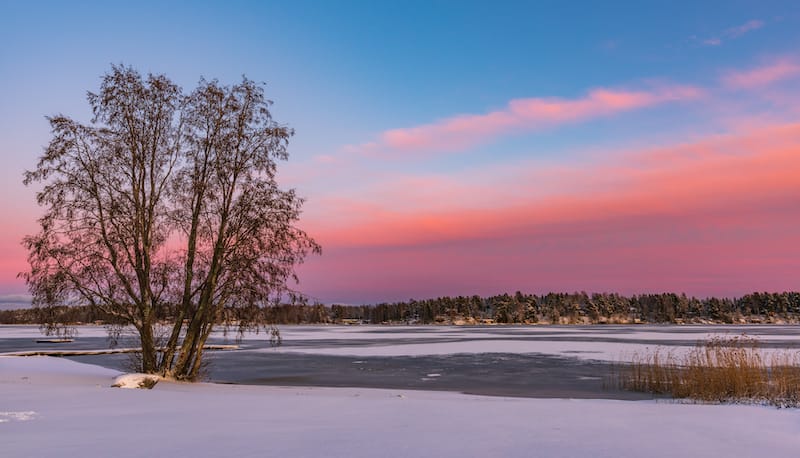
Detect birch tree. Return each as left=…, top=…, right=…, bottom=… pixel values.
left=23, top=65, right=320, bottom=379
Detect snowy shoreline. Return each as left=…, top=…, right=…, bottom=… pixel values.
left=2, top=355, right=800, bottom=458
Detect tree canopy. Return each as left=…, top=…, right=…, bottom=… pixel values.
left=23, top=65, right=320, bottom=379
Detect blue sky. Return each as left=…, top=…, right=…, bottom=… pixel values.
left=2, top=1, right=800, bottom=306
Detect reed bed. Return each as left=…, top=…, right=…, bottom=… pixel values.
left=620, top=335, right=800, bottom=406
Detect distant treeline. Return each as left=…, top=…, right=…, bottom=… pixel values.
left=2, top=292, right=800, bottom=326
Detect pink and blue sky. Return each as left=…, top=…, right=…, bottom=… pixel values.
left=1, top=1, right=799, bottom=307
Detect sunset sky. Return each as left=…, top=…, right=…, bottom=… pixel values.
left=1, top=1, right=799, bottom=307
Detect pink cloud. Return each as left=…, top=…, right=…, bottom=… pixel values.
left=722, top=58, right=800, bottom=89
left=355, top=85, right=703, bottom=155
left=307, top=121, right=800, bottom=247
left=299, top=122, right=800, bottom=301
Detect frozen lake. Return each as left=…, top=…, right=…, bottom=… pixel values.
left=3, top=324, right=800, bottom=399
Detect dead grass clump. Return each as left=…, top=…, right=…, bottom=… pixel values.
left=621, top=335, right=800, bottom=406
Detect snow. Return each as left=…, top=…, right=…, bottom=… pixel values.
left=263, top=325, right=800, bottom=362
left=5, top=323, right=800, bottom=362
left=7, top=323, right=795, bottom=343
left=0, top=325, right=107, bottom=339
left=111, top=373, right=162, bottom=389
left=269, top=325, right=800, bottom=344
left=270, top=337, right=689, bottom=361
left=2, top=355, right=800, bottom=458
left=0, top=411, right=37, bottom=423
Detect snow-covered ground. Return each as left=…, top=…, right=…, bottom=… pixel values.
left=2, top=355, right=799, bottom=458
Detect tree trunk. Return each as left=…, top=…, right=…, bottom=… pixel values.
left=187, top=322, right=216, bottom=380
left=139, top=322, right=158, bottom=373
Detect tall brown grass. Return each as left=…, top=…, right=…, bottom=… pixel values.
left=620, top=335, right=800, bottom=406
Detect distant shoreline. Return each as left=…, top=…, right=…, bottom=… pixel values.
left=3, top=291, right=800, bottom=326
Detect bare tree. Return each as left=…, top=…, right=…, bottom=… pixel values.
left=23, top=65, right=320, bottom=379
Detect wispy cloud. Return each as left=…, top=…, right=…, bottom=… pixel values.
left=599, top=39, right=620, bottom=51
left=347, top=85, right=703, bottom=155
left=702, top=19, right=764, bottom=46
left=722, top=57, right=800, bottom=89
left=727, top=19, right=765, bottom=38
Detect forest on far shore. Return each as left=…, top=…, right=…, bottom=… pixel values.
left=2, top=291, right=799, bottom=326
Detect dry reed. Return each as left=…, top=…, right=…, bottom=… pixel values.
left=620, top=335, right=800, bottom=406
